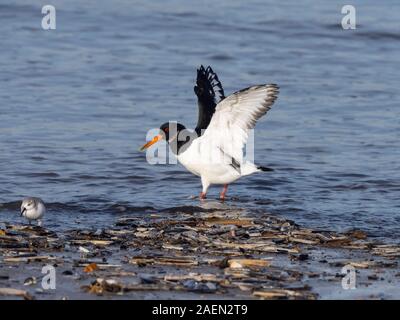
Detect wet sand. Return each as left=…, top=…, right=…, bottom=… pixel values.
left=1, top=204, right=399, bottom=300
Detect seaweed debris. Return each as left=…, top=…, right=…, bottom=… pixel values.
left=1, top=208, right=399, bottom=299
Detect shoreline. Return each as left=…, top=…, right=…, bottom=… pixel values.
left=1, top=207, right=399, bottom=300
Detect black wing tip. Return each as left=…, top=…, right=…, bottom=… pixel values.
left=251, top=83, right=280, bottom=100
left=266, top=83, right=279, bottom=97
left=196, top=65, right=216, bottom=81
left=258, top=83, right=279, bottom=92
left=197, top=65, right=206, bottom=73
left=197, top=64, right=211, bottom=71
left=194, top=65, right=225, bottom=100
left=268, top=83, right=279, bottom=90
left=258, top=166, right=274, bottom=172
left=267, top=84, right=279, bottom=95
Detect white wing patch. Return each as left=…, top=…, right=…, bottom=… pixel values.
left=198, top=84, right=279, bottom=164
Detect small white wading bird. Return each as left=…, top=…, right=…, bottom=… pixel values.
left=140, top=66, right=279, bottom=200
left=20, top=197, right=46, bottom=226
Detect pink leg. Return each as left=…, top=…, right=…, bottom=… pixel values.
left=220, top=184, right=228, bottom=200
left=199, top=192, right=207, bottom=200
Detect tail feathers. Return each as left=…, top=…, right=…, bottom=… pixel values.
left=241, top=162, right=273, bottom=176
left=258, top=166, right=274, bottom=172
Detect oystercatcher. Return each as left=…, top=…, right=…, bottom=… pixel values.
left=140, top=66, right=279, bottom=200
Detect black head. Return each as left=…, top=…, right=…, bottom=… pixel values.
left=159, top=122, right=186, bottom=142
left=140, top=121, right=189, bottom=153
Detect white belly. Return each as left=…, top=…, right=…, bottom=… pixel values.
left=177, top=140, right=241, bottom=185
left=24, top=203, right=45, bottom=220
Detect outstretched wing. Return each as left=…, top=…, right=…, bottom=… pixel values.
left=194, top=65, right=225, bottom=135
left=201, top=84, right=279, bottom=163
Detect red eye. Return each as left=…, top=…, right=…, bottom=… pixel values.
left=165, top=128, right=169, bottom=133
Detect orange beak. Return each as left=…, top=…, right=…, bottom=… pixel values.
left=139, top=134, right=163, bottom=151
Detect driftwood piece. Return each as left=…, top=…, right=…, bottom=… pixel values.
left=0, top=287, right=33, bottom=300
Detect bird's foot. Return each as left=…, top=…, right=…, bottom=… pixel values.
left=219, top=184, right=228, bottom=201
left=199, top=192, right=207, bottom=200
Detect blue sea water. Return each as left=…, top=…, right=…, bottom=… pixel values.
left=0, top=0, right=399, bottom=240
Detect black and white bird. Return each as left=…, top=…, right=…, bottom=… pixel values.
left=140, top=66, right=279, bottom=200
left=20, top=197, right=46, bottom=226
